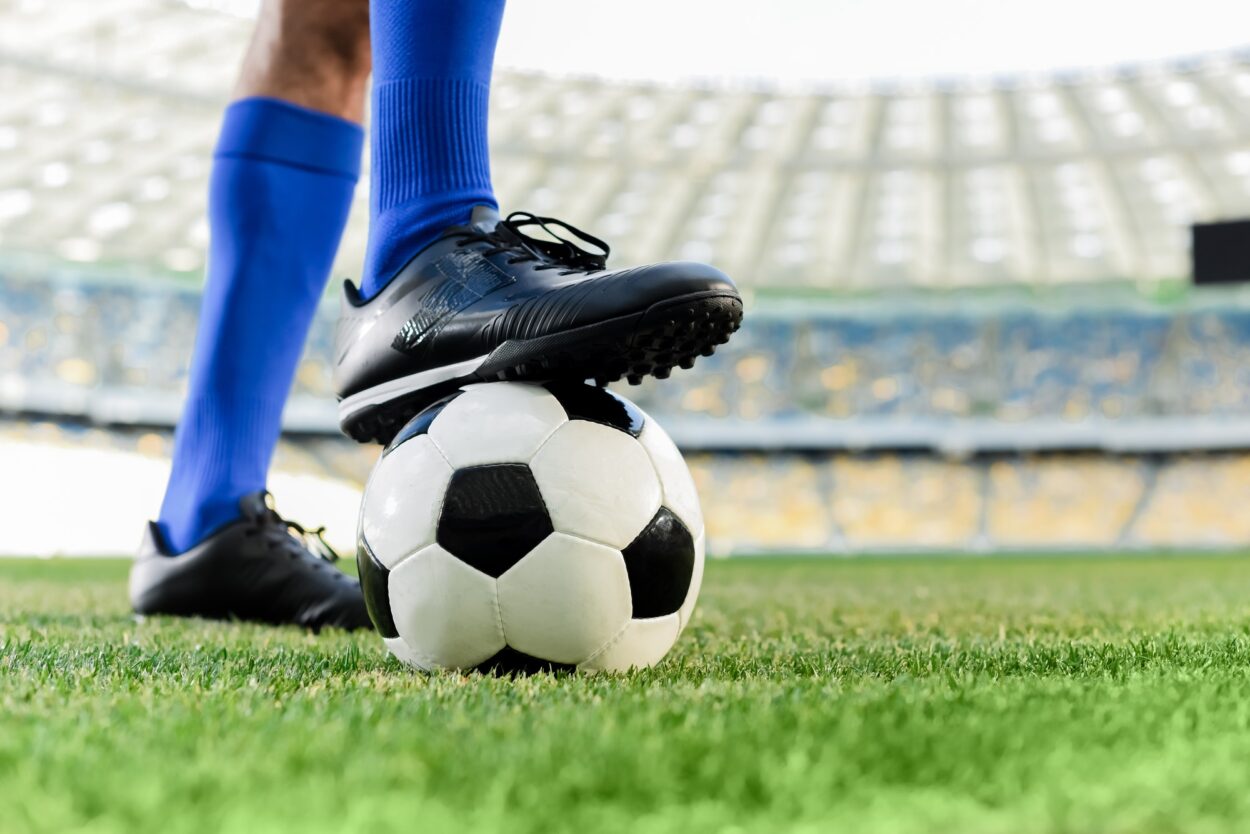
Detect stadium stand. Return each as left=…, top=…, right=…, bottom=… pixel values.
left=1128, top=454, right=1250, bottom=545
left=2, top=0, right=1250, bottom=288
left=5, top=1, right=1250, bottom=554
left=984, top=455, right=1145, bottom=547
left=13, top=417, right=1250, bottom=554
left=829, top=455, right=982, bottom=550
left=9, top=271, right=1250, bottom=439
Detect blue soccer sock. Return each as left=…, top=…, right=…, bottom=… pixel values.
left=157, top=98, right=363, bottom=554
left=360, top=0, right=505, bottom=299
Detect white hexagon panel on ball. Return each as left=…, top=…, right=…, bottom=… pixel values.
left=581, top=614, right=681, bottom=673
left=428, top=382, right=567, bottom=468
left=359, top=434, right=453, bottom=569
left=387, top=543, right=506, bottom=671
left=496, top=532, right=633, bottom=665
left=529, top=420, right=662, bottom=550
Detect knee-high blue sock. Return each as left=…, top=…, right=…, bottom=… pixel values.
left=158, top=98, right=363, bottom=553
left=361, top=0, right=505, bottom=299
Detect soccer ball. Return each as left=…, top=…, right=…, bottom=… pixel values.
left=356, top=381, right=705, bottom=673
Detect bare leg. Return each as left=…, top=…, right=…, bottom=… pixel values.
left=235, top=0, right=371, bottom=120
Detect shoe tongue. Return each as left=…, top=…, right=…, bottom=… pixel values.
left=469, top=205, right=501, bottom=233
left=238, top=491, right=274, bottom=522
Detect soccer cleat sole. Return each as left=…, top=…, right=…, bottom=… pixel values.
left=340, top=290, right=743, bottom=444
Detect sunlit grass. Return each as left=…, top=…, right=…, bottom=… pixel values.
left=5, top=555, right=1250, bottom=833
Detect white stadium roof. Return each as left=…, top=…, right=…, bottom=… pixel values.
left=1, top=0, right=1250, bottom=288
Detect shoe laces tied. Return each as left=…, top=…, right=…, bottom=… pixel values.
left=451, top=211, right=610, bottom=275
left=245, top=493, right=341, bottom=565
left=284, top=519, right=341, bottom=564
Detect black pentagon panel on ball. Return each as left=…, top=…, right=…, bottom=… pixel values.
left=382, top=390, right=463, bottom=456
left=356, top=539, right=399, bottom=638
left=620, top=507, right=696, bottom=618
left=474, top=646, right=577, bottom=677
left=542, top=381, right=645, bottom=437
left=437, top=464, right=554, bottom=578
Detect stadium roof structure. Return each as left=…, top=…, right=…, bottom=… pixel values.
left=2, top=0, right=1250, bottom=289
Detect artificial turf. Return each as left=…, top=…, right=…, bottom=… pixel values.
left=5, top=554, right=1250, bottom=833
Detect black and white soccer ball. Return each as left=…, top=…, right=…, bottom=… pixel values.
left=356, top=381, right=705, bottom=673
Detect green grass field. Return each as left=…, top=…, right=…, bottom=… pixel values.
left=6, top=555, right=1250, bottom=834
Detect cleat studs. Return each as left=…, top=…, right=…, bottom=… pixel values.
left=679, top=357, right=695, bottom=369
left=627, top=374, right=643, bottom=385
left=654, top=367, right=671, bottom=380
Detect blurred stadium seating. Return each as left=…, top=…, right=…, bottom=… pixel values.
left=2, top=0, right=1250, bottom=287
left=5, top=0, right=1250, bottom=554
left=12, top=417, right=1250, bottom=554
left=9, top=271, right=1250, bottom=439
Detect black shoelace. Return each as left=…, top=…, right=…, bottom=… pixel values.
left=283, top=518, right=341, bottom=564
left=243, top=499, right=341, bottom=567
left=450, top=211, right=610, bottom=275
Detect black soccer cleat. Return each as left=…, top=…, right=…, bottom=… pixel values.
left=334, top=207, right=743, bottom=444
left=129, top=492, right=372, bottom=631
